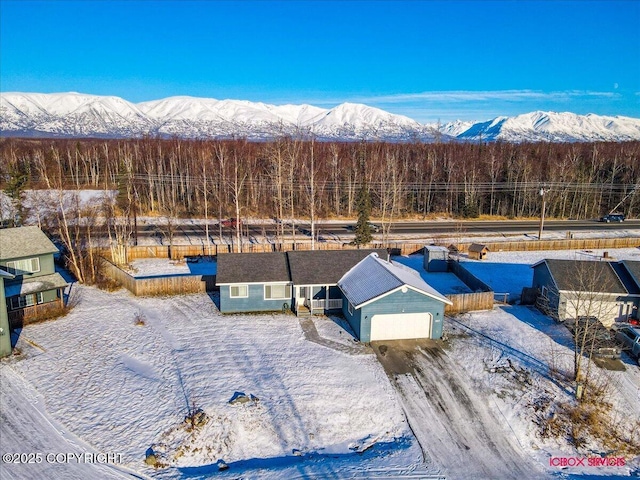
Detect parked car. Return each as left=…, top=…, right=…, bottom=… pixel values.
left=565, top=316, right=621, bottom=359
left=600, top=213, right=625, bottom=222
left=613, top=324, right=640, bottom=365
left=220, top=218, right=243, bottom=228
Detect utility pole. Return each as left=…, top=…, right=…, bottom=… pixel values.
left=538, top=187, right=547, bottom=240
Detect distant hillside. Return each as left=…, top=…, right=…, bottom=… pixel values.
left=2, top=92, right=640, bottom=142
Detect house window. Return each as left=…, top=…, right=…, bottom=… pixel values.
left=6, top=257, right=40, bottom=275
left=264, top=284, right=291, bottom=300
left=9, top=292, right=44, bottom=310
left=348, top=302, right=354, bottom=315
left=541, top=285, right=548, bottom=298
left=230, top=285, right=248, bottom=298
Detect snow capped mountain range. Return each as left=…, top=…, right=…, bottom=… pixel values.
left=1, top=92, right=639, bottom=143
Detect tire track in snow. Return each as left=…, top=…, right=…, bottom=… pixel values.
left=373, top=340, right=546, bottom=480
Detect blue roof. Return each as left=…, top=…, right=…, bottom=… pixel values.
left=338, top=253, right=452, bottom=308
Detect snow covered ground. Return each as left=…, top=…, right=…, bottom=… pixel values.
left=125, top=258, right=217, bottom=278
left=1, top=288, right=427, bottom=479
left=2, top=247, right=640, bottom=478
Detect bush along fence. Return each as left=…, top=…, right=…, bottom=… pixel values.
left=98, top=236, right=640, bottom=263
left=101, top=259, right=215, bottom=297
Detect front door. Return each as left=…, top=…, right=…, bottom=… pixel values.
left=297, top=286, right=307, bottom=309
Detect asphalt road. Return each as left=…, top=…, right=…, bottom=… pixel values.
left=117, top=219, right=640, bottom=241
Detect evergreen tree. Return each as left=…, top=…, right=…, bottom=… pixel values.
left=353, top=185, right=372, bottom=246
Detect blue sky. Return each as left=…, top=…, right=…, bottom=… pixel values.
left=1, top=0, right=638, bottom=123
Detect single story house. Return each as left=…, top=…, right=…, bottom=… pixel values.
left=286, top=249, right=387, bottom=315
left=216, top=249, right=386, bottom=315
left=216, top=252, right=291, bottom=314
left=531, top=259, right=639, bottom=327
left=339, top=253, right=452, bottom=342
left=0, top=226, right=68, bottom=328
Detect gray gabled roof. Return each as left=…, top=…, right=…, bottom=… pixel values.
left=0, top=226, right=58, bottom=261
left=287, top=249, right=388, bottom=285
left=469, top=243, right=489, bottom=253
left=612, top=261, right=640, bottom=295
left=621, top=260, right=640, bottom=292
left=216, top=252, right=290, bottom=285
left=533, top=259, right=627, bottom=294
left=339, top=253, right=452, bottom=308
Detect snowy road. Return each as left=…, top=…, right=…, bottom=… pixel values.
left=373, top=340, right=546, bottom=480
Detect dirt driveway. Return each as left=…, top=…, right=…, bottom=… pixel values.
left=372, top=340, right=546, bottom=479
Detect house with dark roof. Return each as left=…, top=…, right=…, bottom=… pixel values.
left=215, top=249, right=386, bottom=315
left=216, top=252, right=291, bottom=314
left=0, top=226, right=68, bottom=329
left=618, top=260, right=640, bottom=322
left=287, top=249, right=387, bottom=316
left=531, top=259, right=639, bottom=327
left=339, top=253, right=452, bottom=342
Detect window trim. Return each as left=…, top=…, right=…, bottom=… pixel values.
left=348, top=301, right=354, bottom=315
left=264, top=283, right=292, bottom=300
left=229, top=284, right=248, bottom=298
left=6, top=257, right=41, bottom=275
left=9, top=292, right=44, bottom=310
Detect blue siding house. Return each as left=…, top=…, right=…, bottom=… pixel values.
left=216, top=249, right=385, bottom=315
left=216, top=253, right=292, bottom=313
left=339, top=253, right=452, bottom=342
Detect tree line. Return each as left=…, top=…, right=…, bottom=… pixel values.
left=2, top=137, right=639, bottom=226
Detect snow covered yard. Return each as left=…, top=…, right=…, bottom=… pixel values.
left=125, top=257, right=217, bottom=277
left=1, top=287, right=428, bottom=479
left=445, top=306, right=640, bottom=477
left=460, top=247, right=640, bottom=302
left=3, top=246, right=640, bottom=479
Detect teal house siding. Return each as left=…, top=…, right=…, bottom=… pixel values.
left=342, top=300, right=363, bottom=340
left=0, top=227, right=68, bottom=328
left=219, top=284, right=292, bottom=313
left=355, top=289, right=445, bottom=342
left=0, top=253, right=55, bottom=279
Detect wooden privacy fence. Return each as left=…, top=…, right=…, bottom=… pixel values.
left=101, top=259, right=214, bottom=296
left=445, top=260, right=495, bottom=314
left=446, top=292, right=495, bottom=314
left=98, top=236, right=640, bottom=263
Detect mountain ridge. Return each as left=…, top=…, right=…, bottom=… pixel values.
left=2, top=92, right=639, bottom=142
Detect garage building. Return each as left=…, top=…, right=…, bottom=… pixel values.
left=339, top=253, right=452, bottom=342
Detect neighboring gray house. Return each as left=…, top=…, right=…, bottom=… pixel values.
left=339, top=253, right=452, bottom=342
left=531, top=259, right=637, bottom=327
left=616, top=260, right=640, bottom=322
left=216, top=252, right=291, bottom=314
left=216, top=249, right=385, bottom=315
left=0, top=226, right=68, bottom=328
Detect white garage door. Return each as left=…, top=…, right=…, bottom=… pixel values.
left=370, top=313, right=432, bottom=341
